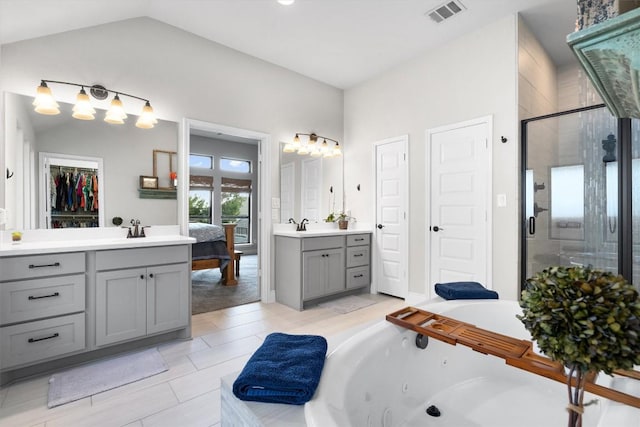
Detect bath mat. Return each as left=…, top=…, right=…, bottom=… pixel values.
left=47, top=347, right=168, bottom=408
left=318, top=295, right=375, bottom=314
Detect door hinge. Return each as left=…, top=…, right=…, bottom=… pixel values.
left=403, top=152, right=406, bottom=161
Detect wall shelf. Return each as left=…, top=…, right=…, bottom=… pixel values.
left=567, top=7, right=640, bottom=119
left=138, top=188, right=176, bottom=199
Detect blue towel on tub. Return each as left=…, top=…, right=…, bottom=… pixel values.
left=232, top=332, right=328, bottom=405
left=435, top=281, right=499, bottom=300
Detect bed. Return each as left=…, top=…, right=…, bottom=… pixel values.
left=189, top=222, right=237, bottom=286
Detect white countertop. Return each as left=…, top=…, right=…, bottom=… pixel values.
left=0, top=225, right=195, bottom=256
left=272, top=222, right=373, bottom=238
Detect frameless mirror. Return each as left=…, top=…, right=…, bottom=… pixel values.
left=279, top=141, right=344, bottom=223
left=3, top=92, right=179, bottom=230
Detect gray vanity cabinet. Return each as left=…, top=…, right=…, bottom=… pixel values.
left=275, top=233, right=371, bottom=310
left=0, top=252, right=87, bottom=369
left=302, top=247, right=345, bottom=300
left=346, top=234, right=371, bottom=289
left=95, top=246, right=189, bottom=347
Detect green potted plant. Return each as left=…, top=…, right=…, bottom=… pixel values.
left=518, top=265, right=640, bottom=427
left=337, top=212, right=349, bottom=230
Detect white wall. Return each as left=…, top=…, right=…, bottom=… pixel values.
left=4, top=93, right=37, bottom=229
left=0, top=17, right=344, bottom=226
left=344, top=15, right=520, bottom=300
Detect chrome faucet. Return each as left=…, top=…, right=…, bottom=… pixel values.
left=297, top=218, right=309, bottom=231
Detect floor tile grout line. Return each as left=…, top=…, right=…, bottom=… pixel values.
left=1, top=297, right=399, bottom=427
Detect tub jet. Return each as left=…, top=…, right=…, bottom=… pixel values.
left=415, top=333, right=429, bottom=349
left=426, top=405, right=441, bottom=417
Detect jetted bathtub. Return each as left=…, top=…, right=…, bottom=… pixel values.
left=305, top=299, right=640, bottom=427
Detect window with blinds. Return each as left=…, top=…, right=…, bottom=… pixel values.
left=221, top=177, right=252, bottom=244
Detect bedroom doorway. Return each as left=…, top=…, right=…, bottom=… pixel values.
left=180, top=119, right=272, bottom=314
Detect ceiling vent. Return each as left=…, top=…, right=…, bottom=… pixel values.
left=426, top=1, right=466, bottom=23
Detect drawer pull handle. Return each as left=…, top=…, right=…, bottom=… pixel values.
left=355, top=238, right=364, bottom=241
left=28, top=262, right=61, bottom=269
left=28, top=333, right=60, bottom=343
left=353, top=254, right=364, bottom=257
left=354, top=274, right=364, bottom=278
left=28, top=292, right=60, bottom=300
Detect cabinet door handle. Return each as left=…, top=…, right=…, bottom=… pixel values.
left=149, top=273, right=154, bottom=278
left=354, top=274, right=364, bottom=278
left=353, top=254, right=364, bottom=257
left=140, top=274, right=145, bottom=279
left=28, top=292, right=60, bottom=300
left=28, top=332, right=59, bottom=343
left=28, top=262, right=61, bottom=269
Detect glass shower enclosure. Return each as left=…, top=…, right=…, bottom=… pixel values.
left=521, top=105, right=640, bottom=292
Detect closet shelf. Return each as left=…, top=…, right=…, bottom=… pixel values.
left=138, top=188, right=177, bottom=200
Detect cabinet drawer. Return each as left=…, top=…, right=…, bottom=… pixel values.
left=0, top=312, right=85, bottom=369
left=347, top=266, right=370, bottom=289
left=0, top=252, right=85, bottom=281
left=347, top=246, right=370, bottom=268
left=0, top=274, right=85, bottom=325
left=302, top=236, right=344, bottom=252
left=96, top=245, right=189, bottom=271
left=347, top=234, right=370, bottom=247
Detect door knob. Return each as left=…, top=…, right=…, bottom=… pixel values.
left=432, top=226, right=443, bottom=232
left=377, top=224, right=384, bottom=229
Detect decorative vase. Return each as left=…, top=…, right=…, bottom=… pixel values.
left=338, top=220, right=348, bottom=230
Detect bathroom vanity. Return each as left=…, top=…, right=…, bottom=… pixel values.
left=274, top=229, right=372, bottom=310
left=0, top=227, right=194, bottom=385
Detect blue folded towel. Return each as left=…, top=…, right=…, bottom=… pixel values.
left=435, top=281, right=499, bottom=300
left=232, top=332, right=328, bottom=405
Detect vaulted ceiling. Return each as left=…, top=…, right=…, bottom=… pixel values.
left=0, top=0, right=577, bottom=89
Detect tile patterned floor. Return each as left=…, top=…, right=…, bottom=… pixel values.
left=0, top=294, right=405, bottom=427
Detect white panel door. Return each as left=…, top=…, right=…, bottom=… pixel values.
left=301, top=158, right=322, bottom=222
left=428, top=119, right=490, bottom=296
left=280, top=162, right=295, bottom=222
left=375, top=136, right=408, bottom=298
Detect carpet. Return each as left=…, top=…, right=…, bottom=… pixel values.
left=192, top=254, right=259, bottom=315
left=47, top=347, right=167, bottom=408
left=317, top=295, right=376, bottom=314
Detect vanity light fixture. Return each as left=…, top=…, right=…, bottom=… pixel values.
left=33, top=80, right=157, bottom=129
left=282, top=133, right=342, bottom=158
left=277, top=0, right=295, bottom=5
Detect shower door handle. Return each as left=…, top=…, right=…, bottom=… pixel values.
left=528, top=216, right=535, bottom=235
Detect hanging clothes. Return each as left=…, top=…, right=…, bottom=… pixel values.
left=92, top=175, right=99, bottom=211
left=77, top=174, right=85, bottom=209
left=83, top=175, right=91, bottom=212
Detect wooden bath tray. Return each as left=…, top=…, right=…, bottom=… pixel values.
left=386, top=306, right=640, bottom=409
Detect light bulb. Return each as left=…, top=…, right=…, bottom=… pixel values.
left=104, top=94, right=128, bottom=124
left=33, top=81, right=60, bottom=115
left=136, top=101, right=158, bottom=129
left=72, top=88, right=96, bottom=120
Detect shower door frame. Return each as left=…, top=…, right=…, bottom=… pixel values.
left=520, top=104, right=634, bottom=293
